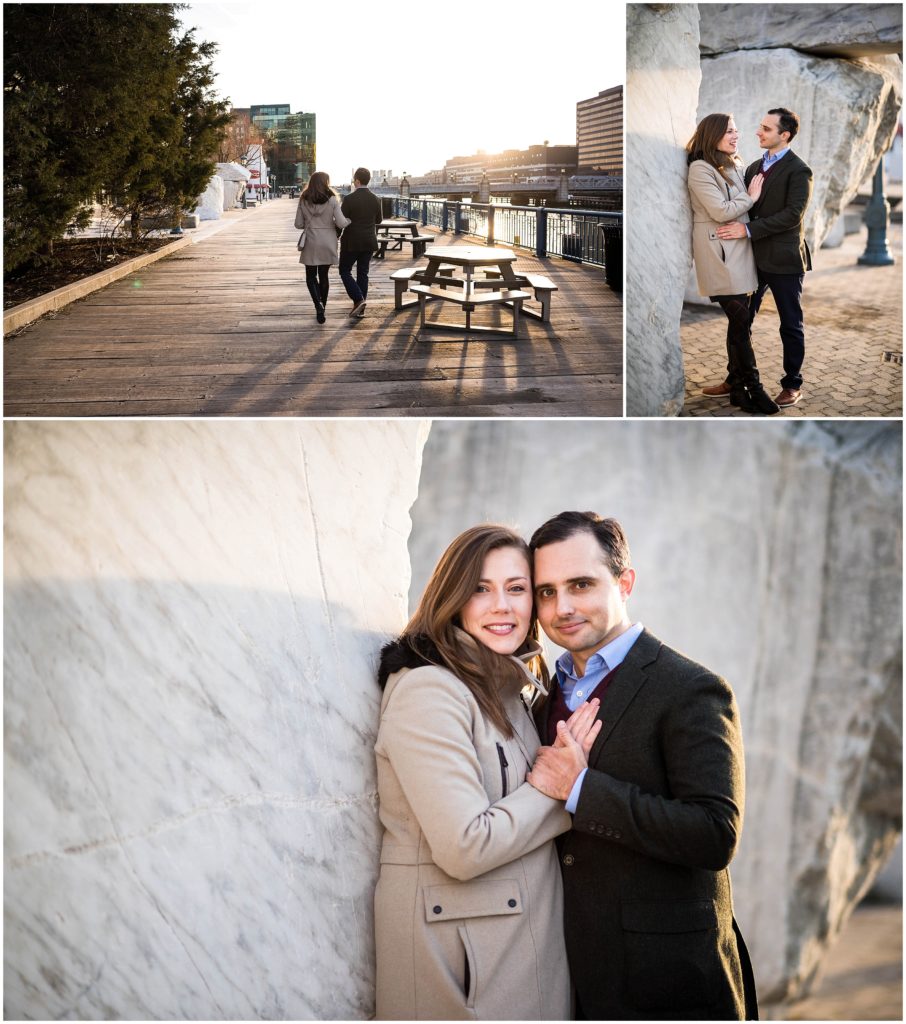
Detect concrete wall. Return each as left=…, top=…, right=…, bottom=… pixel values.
left=409, top=419, right=902, bottom=1010
left=4, top=420, right=430, bottom=1020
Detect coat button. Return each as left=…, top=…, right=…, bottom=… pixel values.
left=433, top=905, right=442, bottom=914
left=507, top=898, right=517, bottom=907
left=563, top=854, right=575, bottom=866
left=588, top=819, right=597, bottom=828
left=614, top=830, right=622, bottom=840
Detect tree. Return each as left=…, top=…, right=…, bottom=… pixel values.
left=105, top=22, right=231, bottom=238
left=3, top=4, right=230, bottom=267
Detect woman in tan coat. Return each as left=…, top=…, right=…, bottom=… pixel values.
left=294, top=171, right=350, bottom=324
left=374, top=524, right=600, bottom=1020
left=687, top=113, right=779, bottom=414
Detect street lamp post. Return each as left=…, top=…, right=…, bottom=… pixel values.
left=858, top=158, right=895, bottom=266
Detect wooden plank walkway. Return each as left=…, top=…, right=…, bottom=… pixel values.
left=4, top=198, right=622, bottom=417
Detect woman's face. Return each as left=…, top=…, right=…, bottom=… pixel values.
left=459, top=546, right=533, bottom=656
left=717, top=120, right=739, bottom=155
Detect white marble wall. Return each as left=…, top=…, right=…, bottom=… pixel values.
left=409, top=419, right=902, bottom=1009
left=4, top=420, right=430, bottom=1020
left=626, top=3, right=701, bottom=416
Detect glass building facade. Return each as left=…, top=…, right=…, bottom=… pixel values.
left=249, top=104, right=316, bottom=186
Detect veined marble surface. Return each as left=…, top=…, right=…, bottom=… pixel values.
left=410, top=419, right=902, bottom=1007
left=4, top=420, right=430, bottom=1019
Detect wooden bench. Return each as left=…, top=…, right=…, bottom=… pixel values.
left=481, top=270, right=558, bottom=321
left=410, top=284, right=531, bottom=336
left=390, top=266, right=460, bottom=309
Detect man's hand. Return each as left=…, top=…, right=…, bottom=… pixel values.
left=715, top=221, right=748, bottom=240
left=528, top=721, right=588, bottom=800
left=554, top=698, right=602, bottom=756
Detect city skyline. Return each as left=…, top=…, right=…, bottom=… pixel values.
left=179, top=1, right=623, bottom=183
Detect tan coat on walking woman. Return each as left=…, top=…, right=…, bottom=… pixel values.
left=688, top=160, right=758, bottom=296
left=374, top=636, right=571, bottom=1020
left=295, top=194, right=349, bottom=266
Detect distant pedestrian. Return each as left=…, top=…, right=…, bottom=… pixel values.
left=294, top=172, right=350, bottom=324
left=339, top=167, right=383, bottom=319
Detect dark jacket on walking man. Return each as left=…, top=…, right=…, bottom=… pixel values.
left=339, top=166, right=382, bottom=319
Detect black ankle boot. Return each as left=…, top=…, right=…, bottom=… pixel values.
left=730, top=386, right=756, bottom=412
left=316, top=303, right=326, bottom=324
left=747, top=383, right=780, bottom=415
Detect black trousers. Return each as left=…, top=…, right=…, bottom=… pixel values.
left=338, top=249, right=372, bottom=303
left=749, top=269, right=805, bottom=390
left=710, top=293, right=760, bottom=391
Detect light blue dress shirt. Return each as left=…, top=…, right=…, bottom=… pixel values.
left=559, top=622, right=644, bottom=813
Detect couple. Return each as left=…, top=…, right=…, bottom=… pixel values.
left=687, top=107, right=813, bottom=414
left=374, top=513, right=758, bottom=1021
left=293, top=166, right=382, bottom=323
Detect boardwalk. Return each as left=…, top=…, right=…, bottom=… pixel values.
left=4, top=198, right=622, bottom=417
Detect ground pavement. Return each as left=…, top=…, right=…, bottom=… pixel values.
left=3, top=197, right=622, bottom=417
left=681, top=223, right=902, bottom=417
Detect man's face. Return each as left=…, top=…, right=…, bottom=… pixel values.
left=756, top=113, right=789, bottom=152
left=533, top=531, right=635, bottom=674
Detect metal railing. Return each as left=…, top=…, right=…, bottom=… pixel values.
left=389, top=197, right=621, bottom=270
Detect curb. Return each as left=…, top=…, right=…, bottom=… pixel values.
left=3, top=210, right=248, bottom=335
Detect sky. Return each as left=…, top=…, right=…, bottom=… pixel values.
left=178, top=1, right=625, bottom=184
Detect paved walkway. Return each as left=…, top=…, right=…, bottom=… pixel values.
left=3, top=198, right=622, bottom=417
left=681, top=223, right=902, bottom=417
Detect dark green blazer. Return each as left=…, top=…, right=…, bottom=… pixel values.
left=744, top=151, right=813, bottom=274
left=537, top=629, right=758, bottom=1020
left=339, top=186, right=382, bottom=253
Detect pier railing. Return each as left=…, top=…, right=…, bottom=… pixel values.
left=389, top=197, right=621, bottom=272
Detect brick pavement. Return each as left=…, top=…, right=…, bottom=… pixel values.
left=681, top=222, right=902, bottom=417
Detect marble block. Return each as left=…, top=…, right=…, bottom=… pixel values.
left=194, top=174, right=224, bottom=221
left=409, top=419, right=902, bottom=1011
left=699, top=3, right=903, bottom=59
left=626, top=3, right=702, bottom=416
left=4, top=420, right=430, bottom=1020
left=698, top=49, right=903, bottom=252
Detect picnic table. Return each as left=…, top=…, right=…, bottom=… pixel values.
left=404, top=246, right=531, bottom=337
left=374, top=219, right=434, bottom=259
left=390, top=245, right=559, bottom=325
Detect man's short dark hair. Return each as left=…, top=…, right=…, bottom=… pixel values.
left=529, top=511, right=631, bottom=578
left=354, top=166, right=371, bottom=185
left=768, top=107, right=799, bottom=142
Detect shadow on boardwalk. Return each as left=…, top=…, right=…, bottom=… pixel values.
left=4, top=198, right=622, bottom=417
left=680, top=223, right=902, bottom=417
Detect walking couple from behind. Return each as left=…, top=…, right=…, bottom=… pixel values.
left=687, top=107, right=813, bottom=414
left=374, top=512, right=758, bottom=1020
left=294, top=166, right=382, bottom=323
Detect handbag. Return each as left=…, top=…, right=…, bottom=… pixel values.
left=297, top=229, right=306, bottom=250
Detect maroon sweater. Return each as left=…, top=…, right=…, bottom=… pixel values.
left=545, top=665, right=620, bottom=746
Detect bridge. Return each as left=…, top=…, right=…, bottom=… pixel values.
left=340, top=174, right=622, bottom=207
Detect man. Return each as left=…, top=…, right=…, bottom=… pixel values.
left=526, top=511, right=758, bottom=1021
left=339, top=166, right=383, bottom=319
left=711, top=108, right=813, bottom=408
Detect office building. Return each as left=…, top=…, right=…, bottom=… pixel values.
left=577, top=86, right=622, bottom=175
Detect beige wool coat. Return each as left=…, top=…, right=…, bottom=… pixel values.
left=374, top=637, right=571, bottom=1021
left=688, top=159, right=758, bottom=296
left=294, top=194, right=350, bottom=266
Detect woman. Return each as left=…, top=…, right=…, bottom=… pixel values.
left=374, top=524, right=599, bottom=1020
left=294, top=171, right=350, bottom=324
left=687, top=113, right=779, bottom=415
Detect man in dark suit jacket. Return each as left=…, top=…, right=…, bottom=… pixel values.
left=527, top=511, right=758, bottom=1021
left=715, top=108, right=813, bottom=409
left=339, top=166, right=383, bottom=318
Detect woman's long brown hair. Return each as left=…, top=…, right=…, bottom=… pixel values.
left=403, top=524, right=548, bottom=737
left=686, top=112, right=740, bottom=182
left=301, top=171, right=335, bottom=205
